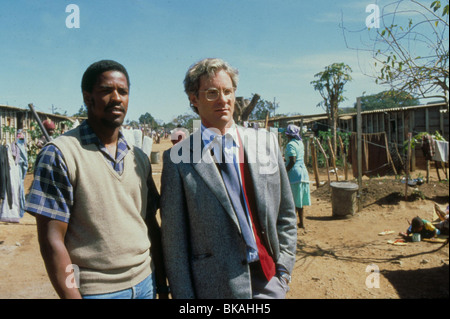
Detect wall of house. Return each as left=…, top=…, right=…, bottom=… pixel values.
left=268, top=103, right=448, bottom=171
left=1, top=105, right=73, bottom=145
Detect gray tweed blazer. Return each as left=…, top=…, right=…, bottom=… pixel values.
left=160, top=125, right=297, bottom=299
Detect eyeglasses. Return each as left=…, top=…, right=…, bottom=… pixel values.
left=199, top=87, right=236, bottom=101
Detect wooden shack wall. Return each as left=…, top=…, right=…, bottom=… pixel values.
left=353, top=105, right=448, bottom=170
left=1, top=106, right=71, bottom=145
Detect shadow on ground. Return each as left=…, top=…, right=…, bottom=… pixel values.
left=382, top=264, right=449, bottom=298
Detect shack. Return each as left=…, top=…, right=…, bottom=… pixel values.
left=0, top=104, right=76, bottom=144
left=267, top=102, right=448, bottom=170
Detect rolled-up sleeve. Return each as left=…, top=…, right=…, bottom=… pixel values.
left=25, top=144, right=73, bottom=223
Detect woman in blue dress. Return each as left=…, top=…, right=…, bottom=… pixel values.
left=284, top=124, right=311, bottom=229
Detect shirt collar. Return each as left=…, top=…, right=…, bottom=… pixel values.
left=79, top=120, right=129, bottom=161
left=200, top=121, right=240, bottom=150
left=79, top=120, right=100, bottom=145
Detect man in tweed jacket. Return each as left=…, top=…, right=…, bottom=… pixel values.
left=160, top=58, right=297, bottom=299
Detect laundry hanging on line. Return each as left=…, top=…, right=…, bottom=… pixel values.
left=0, top=138, right=28, bottom=223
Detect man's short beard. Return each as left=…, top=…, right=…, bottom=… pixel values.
left=101, top=117, right=124, bottom=129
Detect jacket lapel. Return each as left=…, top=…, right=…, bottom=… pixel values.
left=189, top=131, right=241, bottom=229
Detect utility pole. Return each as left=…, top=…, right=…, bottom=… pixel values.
left=357, top=97, right=362, bottom=212
left=273, top=97, right=276, bottom=118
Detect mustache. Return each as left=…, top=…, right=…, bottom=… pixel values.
left=105, top=103, right=125, bottom=112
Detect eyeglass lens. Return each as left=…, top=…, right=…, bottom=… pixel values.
left=205, top=88, right=235, bottom=101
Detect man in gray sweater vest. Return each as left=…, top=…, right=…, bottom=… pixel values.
left=26, top=60, right=167, bottom=299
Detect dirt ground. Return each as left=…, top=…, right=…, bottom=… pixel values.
left=0, top=138, right=448, bottom=299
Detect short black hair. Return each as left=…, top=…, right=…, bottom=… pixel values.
left=81, top=60, right=130, bottom=93
left=411, top=216, right=424, bottom=231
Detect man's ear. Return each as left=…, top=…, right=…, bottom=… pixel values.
left=189, top=93, right=198, bottom=108
left=82, top=91, right=92, bottom=109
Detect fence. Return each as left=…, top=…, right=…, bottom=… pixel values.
left=288, top=118, right=448, bottom=210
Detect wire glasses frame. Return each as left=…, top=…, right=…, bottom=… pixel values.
left=199, top=87, right=236, bottom=101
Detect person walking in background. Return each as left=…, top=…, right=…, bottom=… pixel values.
left=285, top=124, right=311, bottom=229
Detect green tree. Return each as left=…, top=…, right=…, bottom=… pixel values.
left=127, top=119, right=140, bottom=128
left=249, top=97, right=278, bottom=121
left=375, top=1, right=449, bottom=108
left=171, top=112, right=199, bottom=132
left=73, top=105, right=88, bottom=117
left=359, top=90, right=420, bottom=111
left=138, top=112, right=158, bottom=128
left=311, top=62, right=352, bottom=154
left=343, top=0, right=449, bottom=109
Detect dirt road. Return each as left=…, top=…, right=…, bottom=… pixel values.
left=1, top=138, right=448, bottom=299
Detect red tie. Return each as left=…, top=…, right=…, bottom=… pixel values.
left=237, top=132, right=276, bottom=282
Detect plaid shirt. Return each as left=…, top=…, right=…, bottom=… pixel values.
left=25, top=120, right=130, bottom=223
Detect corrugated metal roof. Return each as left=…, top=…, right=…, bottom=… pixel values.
left=0, top=104, right=76, bottom=122
left=269, top=102, right=447, bottom=122
left=350, top=102, right=447, bottom=115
